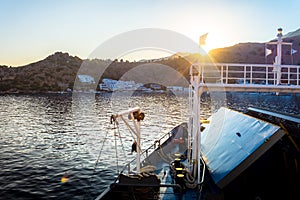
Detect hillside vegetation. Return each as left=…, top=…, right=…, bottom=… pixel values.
left=1, top=32, right=300, bottom=93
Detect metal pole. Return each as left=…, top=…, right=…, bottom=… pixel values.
left=189, top=64, right=203, bottom=183
left=197, top=87, right=203, bottom=184
left=291, top=45, right=294, bottom=65
left=266, top=66, right=268, bottom=85
left=288, top=67, right=290, bottom=85
left=265, top=43, right=267, bottom=64
left=244, top=65, right=246, bottom=84
left=276, top=28, right=283, bottom=85
left=297, top=67, right=299, bottom=86
left=250, top=65, right=253, bottom=84
left=132, top=116, right=141, bottom=173
left=226, top=65, right=228, bottom=84
left=136, top=121, right=141, bottom=173
left=221, top=65, right=224, bottom=83
left=192, top=76, right=199, bottom=178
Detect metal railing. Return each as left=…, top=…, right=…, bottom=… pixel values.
left=118, top=125, right=176, bottom=175
left=191, top=63, right=300, bottom=86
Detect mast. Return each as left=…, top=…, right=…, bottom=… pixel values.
left=266, top=28, right=293, bottom=85
left=276, top=28, right=283, bottom=85
left=189, top=64, right=204, bottom=184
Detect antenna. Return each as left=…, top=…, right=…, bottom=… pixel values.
left=266, top=28, right=293, bottom=85
left=276, top=28, right=283, bottom=85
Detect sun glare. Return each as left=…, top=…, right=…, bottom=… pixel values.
left=202, top=33, right=222, bottom=53
left=116, top=32, right=230, bottom=61
left=205, top=32, right=238, bottom=53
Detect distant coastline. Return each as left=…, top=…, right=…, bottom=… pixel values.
left=1, top=32, right=300, bottom=94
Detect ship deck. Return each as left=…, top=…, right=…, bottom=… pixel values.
left=96, top=107, right=300, bottom=200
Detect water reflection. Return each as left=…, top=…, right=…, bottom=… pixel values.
left=0, top=93, right=192, bottom=199
left=0, top=92, right=299, bottom=199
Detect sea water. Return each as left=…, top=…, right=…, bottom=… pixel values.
left=0, top=92, right=299, bottom=199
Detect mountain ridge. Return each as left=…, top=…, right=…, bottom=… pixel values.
left=1, top=32, right=300, bottom=93
left=284, top=28, right=300, bottom=38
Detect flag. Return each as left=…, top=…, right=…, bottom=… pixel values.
left=199, top=33, right=208, bottom=46
left=265, top=48, right=272, bottom=57
left=291, top=48, right=297, bottom=55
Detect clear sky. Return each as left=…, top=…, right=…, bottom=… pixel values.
left=1, top=0, right=300, bottom=66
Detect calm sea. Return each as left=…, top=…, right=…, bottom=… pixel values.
left=0, top=92, right=299, bottom=199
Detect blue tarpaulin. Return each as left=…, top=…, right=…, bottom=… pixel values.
left=201, top=107, right=285, bottom=188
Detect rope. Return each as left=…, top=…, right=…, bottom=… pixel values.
left=159, top=141, right=175, bottom=162
left=114, top=127, right=119, bottom=173
left=84, top=128, right=109, bottom=200
left=110, top=116, right=122, bottom=173
left=93, top=129, right=109, bottom=171
left=155, top=143, right=173, bottom=163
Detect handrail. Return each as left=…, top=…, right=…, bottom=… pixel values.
left=192, top=63, right=300, bottom=86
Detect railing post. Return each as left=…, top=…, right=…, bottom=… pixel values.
left=296, top=66, right=299, bottom=85
left=244, top=65, right=247, bottom=84
left=226, top=65, right=228, bottom=84
left=221, top=65, right=224, bottom=83
left=288, top=66, right=290, bottom=85
left=250, top=65, right=253, bottom=84
left=266, top=66, right=268, bottom=85
left=274, top=70, right=276, bottom=85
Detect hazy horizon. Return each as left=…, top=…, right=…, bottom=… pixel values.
left=1, top=0, right=300, bottom=66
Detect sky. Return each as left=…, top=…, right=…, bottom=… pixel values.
left=1, top=0, right=300, bottom=66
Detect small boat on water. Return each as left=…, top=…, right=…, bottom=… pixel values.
left=94, top=29, right=300, bottom=200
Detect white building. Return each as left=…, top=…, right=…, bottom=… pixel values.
left=166, top=86, right=189, bottom=94
left=77, top=75, right=95, bottom=84
left=99, top=78, right=152, bottom=92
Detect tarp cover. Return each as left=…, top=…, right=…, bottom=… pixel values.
left=201, top=107, right=281, bottom=186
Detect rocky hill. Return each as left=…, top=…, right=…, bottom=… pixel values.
left=0, top=52, right=194, bottom=93
left=209, top=37, right=300, bottom=65
left=1, top=32, right=300, bottom=93
left=0, top=52, right=82, bottom=93
left=284, top=28, right=300, bottom=38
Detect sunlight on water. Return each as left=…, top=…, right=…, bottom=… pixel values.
left=0, top=92, right=299, bottom=199
left=0, top=93, right=193, bottom=199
